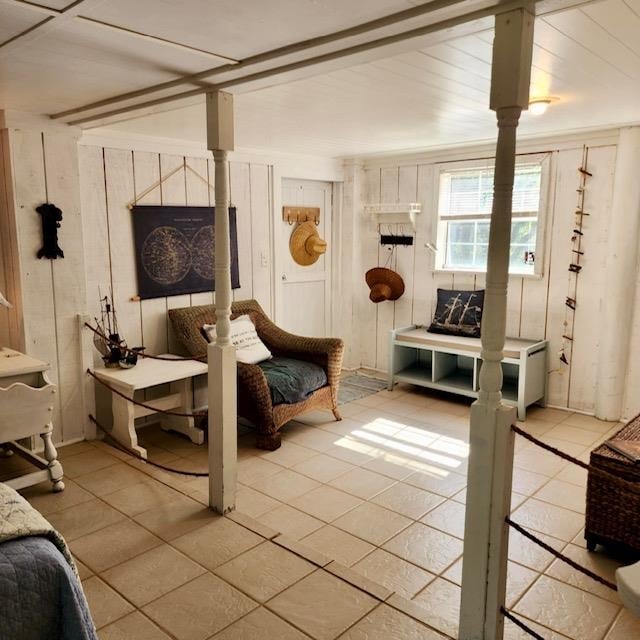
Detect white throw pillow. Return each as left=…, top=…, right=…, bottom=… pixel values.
left=202, top=315, right=271, bottom=364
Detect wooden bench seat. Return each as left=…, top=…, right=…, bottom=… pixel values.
left=388, top=326, right=548, bottom=420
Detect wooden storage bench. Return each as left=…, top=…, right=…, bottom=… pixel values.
left=388, top=326, right=548, bottom=420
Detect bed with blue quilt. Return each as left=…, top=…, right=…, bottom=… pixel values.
left=0, top=483, right=97, bottom=640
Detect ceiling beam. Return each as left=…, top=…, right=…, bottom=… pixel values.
left=75, top=16, right=240, bottom=63
left=0, top=0, right=106, bottom=53
left=50, top=0, right=472, bottom=121
left=51, top=0, right=598, bottom=125
left=64, top=0, right=601, bottom=128
left=0, top=0, right=59, bottom=17
left=67, top=9, right=501, bottom=127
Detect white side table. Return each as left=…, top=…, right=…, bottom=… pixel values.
left=93, top=355, right=208, bottom=459
left=0, top=348, right=64, bottom=492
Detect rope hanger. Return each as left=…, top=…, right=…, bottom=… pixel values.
left=127, top=162, right=223, bottom=210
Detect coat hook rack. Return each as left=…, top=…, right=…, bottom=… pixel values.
left=282, top=206, right=320, bottom=226
left=380, top=234, right=413, bottom=246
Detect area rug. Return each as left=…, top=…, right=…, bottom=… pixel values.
left=338, top=374, right=387, bottom=405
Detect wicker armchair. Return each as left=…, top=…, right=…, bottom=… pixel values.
left=168, top=300, right=344, bottom=450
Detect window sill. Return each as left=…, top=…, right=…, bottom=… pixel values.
left=434, top=267, right=544, bottom=280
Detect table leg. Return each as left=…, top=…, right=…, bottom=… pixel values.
left=41, top=426, right=64, bottom=492
left=161, top=378, right=205, bottom=445
left=112, top=392, right=147, bottom=459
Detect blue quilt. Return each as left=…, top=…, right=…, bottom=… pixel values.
left=0, top=536, right=97, bottom=640
left=0, top=483, right=97, bottom=640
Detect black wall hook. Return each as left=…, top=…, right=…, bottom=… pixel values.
left=36, top=203, right=64, bottom=259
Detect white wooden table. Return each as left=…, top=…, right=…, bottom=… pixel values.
left=93, top=355, right=208, bottom=459
left=0, top=348, right=64, bottom=492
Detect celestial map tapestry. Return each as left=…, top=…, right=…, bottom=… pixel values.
left=132, top=205, right=240, bottom=299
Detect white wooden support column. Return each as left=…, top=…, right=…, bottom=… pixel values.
left=459, top=7, right=534, bottom=640
left=595, top=126, right=640, bottom=421
left=340, top=160, right=365, bottom=369
left=206, top=91, right=237, bottom=514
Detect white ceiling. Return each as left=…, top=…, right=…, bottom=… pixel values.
left=1, top=0, right=640, bottom=157
left=0, top=0, right=470, bottom=115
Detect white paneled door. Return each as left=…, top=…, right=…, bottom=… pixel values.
left=278, top=179, right=333, bottom=338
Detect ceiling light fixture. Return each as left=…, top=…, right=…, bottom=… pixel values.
left=528, top=98, right=553, bottom=115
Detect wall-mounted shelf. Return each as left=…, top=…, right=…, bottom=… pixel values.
left=364, top=202, right=421, bottom=231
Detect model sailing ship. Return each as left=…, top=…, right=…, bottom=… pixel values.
left=93, top=291, right=143, bottom=368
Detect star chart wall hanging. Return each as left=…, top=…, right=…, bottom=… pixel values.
left=132, top=205, right=240, bottom=300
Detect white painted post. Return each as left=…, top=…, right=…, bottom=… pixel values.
left=459, top=7, right=534, bottom=640
left=340, top=160, right=364, bottom=369
left=206, top=91, right=237, bottom=514
left=595, top=126, right=640, bottom=421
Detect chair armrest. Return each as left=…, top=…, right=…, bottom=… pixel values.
left=252, top=315, right=344, bottom=387
left=237, top=361, right=270, bottom=398
left=236, top=361, right=274, bottom=427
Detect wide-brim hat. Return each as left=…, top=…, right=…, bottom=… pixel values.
left=365, top=267, right=405, bottom=303
left=290, top=221, right=327, bottom=266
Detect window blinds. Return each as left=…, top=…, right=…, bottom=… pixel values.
left=439, top=163, right=542, bottom=217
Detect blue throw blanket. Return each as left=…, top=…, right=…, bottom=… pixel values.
left=258, top=356, right=328, bottom=405
left=0, top=484, right=97, bottom=640
left=0, top=537, right=97, bottom=640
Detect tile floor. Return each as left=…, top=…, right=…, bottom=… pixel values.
left=7, top=384, right=640, bottom=639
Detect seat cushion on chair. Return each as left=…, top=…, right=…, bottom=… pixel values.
left=258, top=357, right=327, bottom=405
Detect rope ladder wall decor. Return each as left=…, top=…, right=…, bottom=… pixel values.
left=559, top=145, right=592, bottom=367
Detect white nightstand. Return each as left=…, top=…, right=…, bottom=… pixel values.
left=93, top=355, right=208, bottom=459
left=0, top=348, right=64, bottom=492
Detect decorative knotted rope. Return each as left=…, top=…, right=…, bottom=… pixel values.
left=89, top=414, right=209, bottom=477
left=88, top=408, right=628, bottom=637
left=501, top=608, right=545, bottom=640
left=509, top=425, right=621, bottom=591
left=511, top=424, right=640, bottom=495
left=84, top=322, right=207, bottom=362
left=87, top=369, right=206, bottom=419
left=499, top=424, right=627, bottom=638
left=506, top=517, right=617, bottom=591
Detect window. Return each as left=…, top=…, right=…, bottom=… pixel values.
left=435, top=156, right=548, bottom=275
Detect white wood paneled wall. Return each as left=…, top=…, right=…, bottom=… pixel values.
left=3, top=127, right=333, bottom=445
left=4, top=126, right=634, bottom=440
left=0, top=130, right=24, bottom=351
left=1, top=129, right=87, bottom=445
left=355, top=143, right=617, bottom=415
left=78, top=145, right=274, bottom=409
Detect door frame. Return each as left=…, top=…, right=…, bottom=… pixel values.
left=271, top=170, right=340, bottom=335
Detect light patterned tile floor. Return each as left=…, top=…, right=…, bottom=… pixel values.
left=8, top=383, right=640, bottom=639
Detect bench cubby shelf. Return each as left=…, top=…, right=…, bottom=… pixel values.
left=388, top=326, right=548, bottom=420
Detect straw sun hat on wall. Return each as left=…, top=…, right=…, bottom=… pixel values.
left=365, top=267, right=405, bottom=303
left=290, top=221, right=327, bottom=266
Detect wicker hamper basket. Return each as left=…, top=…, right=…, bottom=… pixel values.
left=585, top=416, right=640, bottom=554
